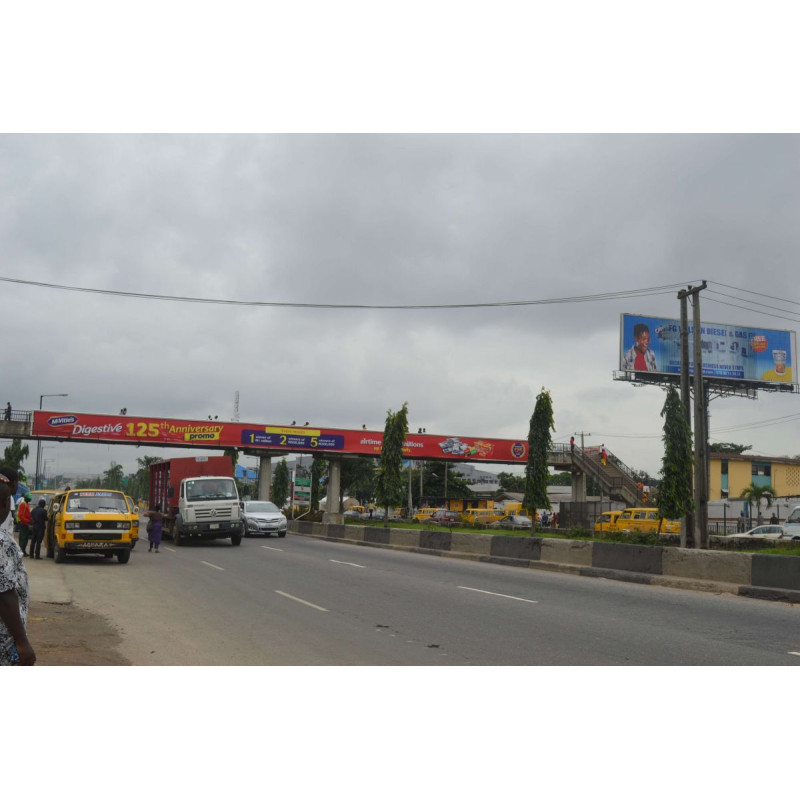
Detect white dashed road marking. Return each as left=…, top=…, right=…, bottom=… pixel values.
left=275, top=591, right=328, bottom=612
left=458, top=586, right=538, bottom=604
left=201, top=561, right=225, bottom=571
left=330, top=559, right=365, bottom=568
left=261, top=546, right=283, bottom=551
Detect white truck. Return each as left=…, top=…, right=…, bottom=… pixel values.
left=149, top=455, right=243, bottom=546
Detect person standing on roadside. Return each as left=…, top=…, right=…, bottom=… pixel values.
left=3, top=402, right=10, bottom=421
left=0, top=467, right=36, bottom=666
left=143, top=503, right=166, bottom=553
left=600, top=445, right=608, bottom=467
left=16, top=493, right=32, bottom=556
left=29, top=500, right=47, bottom=559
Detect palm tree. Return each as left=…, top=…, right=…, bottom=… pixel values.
left=739, top=482, right=776, bottom=523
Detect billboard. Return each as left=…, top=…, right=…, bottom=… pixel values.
left=31, top=412, right=530, bottom=465
left=620, top=314, right=796, bottom=385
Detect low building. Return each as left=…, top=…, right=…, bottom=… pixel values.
left=709, top=452, right=800, bottom=500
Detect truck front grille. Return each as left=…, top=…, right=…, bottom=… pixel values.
left=195, top=507, right=233, bottom=521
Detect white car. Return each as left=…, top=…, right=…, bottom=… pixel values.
left=727, top=524, right=797, bottom=541
left=242, top=501, right=287, bottom=538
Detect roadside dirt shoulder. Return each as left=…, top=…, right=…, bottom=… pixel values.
left=27, top=601, right=131, bottom=666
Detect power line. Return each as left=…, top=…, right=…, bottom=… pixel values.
left=704, top=293, right=800, bottom=325
left=0, top=275, right=697, bottom=310
left=708, top=280, right=800, bottom=309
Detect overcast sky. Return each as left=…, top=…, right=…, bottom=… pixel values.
left=2, top=133, right=798, bottom=481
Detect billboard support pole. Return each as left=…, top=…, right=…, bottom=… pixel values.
left=679, top=293, right=695, bottom=548
left=691, top=282, right=709, bottom=548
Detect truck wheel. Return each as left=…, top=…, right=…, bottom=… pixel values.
left=54, top=541, right=67, bottom=564
left=231, top=533, right=242, bottom=546
left=117, top=550, right=131, bottom=564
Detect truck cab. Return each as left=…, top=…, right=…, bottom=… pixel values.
left=171, top=474, right=243, bottom=546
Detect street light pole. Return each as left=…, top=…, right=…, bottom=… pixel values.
left=35, top=393, right=68, bottom=490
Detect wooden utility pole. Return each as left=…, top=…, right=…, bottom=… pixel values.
left=678, top=281, right=708, bottom=548
left=678, top=292, right=695, bottom=548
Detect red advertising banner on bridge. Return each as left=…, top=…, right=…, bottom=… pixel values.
left=31, top=411, right=529, bottom=465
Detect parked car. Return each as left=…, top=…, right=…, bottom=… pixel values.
left=343, top=509, right=363, bottom=520
left=594, top=511, right=622, bottom=532
left=490, top=515, right=533, bottom=530
left=242, top=500, right=288, bottom=537
left=427, top=509, right=461, bottom=526
left=728, top=524, right=798, bottom=541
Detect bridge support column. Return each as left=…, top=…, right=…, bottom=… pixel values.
left=323, top=458, right=344, bottom=524
left=571, top=471, right=586, bottom=503
left=257, top=456, right=272, bottom=501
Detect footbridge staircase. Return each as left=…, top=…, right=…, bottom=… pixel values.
left=547, top=444, right=642, bottom=506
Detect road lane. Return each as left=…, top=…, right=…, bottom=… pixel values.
left=53, top=533, right=800, bottom=665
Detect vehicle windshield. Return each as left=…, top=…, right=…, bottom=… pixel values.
left=186, top=479, right=237, bottom=500
left=66, top=491, right=128, bottom=513
left=245, top=502, right=280, bottom=513
left=786, top=508, right=800, bottom=524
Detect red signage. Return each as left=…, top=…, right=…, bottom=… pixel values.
left=32, top=411, right=529, bottom=464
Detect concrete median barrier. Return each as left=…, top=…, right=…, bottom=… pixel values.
left=592, top=541, right=663, bottom=575
left=540, top=538, right=593, bottom=567
left=662, top=548, right=751, bottom=585
left=288, top=521, right=800, bottom=601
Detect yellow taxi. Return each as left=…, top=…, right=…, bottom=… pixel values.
left=594, top=510, right=622, bottom=532
left=460, top=508, right=504, bottom=526
left=46, top=488, right=138, bottom=564
left=616, top=508, right=681, bottom=534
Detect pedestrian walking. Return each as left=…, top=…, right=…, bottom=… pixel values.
left=769, top=513, right=778, bottom=525
left=3, top=402, right=10, bottom=421
left=737, top=510, right=745, bottom=532
left=569, top=436, right=575, bottom=455
left=29, top=500, right=47, bottom=559
left=601, top=445, right=608, bottom=467
left=143, top=503, right=166, bottom=553
left=16, top=493, right=32, bottom=557
left=0, top=467, right=36, bottom=666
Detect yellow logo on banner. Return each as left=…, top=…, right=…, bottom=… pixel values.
left=265, top=427, right=322, bottom=436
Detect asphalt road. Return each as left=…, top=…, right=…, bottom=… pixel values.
left=54, top=532, right=800, bottom=665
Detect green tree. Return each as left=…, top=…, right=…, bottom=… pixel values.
left=1, top=439, right=30, bottom=475
left=658, top=385, right=695, bottom=540
left=414, top=462, right=473, bottom=506
left=375, top=402, right=409, bottom=517
left=342, top=458, right=378, bottom=505
left=224, top=447, right=239, bottom=468
left=497, top=471, right=525, bottom=492
left=102, top=462, right=124, bottom=490
left=709, top=442, right=752, bottom=454
left=310, top=456, right=326, bottom=512
left=523, top=388, right=555, bottom=530
left=127, top=455, right=161, bottom=503
left=272, top=458, right=290, bottom=509
left=739, top=482, right=776, bottom=522
left=548, top=472, right=571, bottom=486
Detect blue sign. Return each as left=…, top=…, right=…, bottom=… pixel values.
left=620, top=314, right=796, bottom=385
